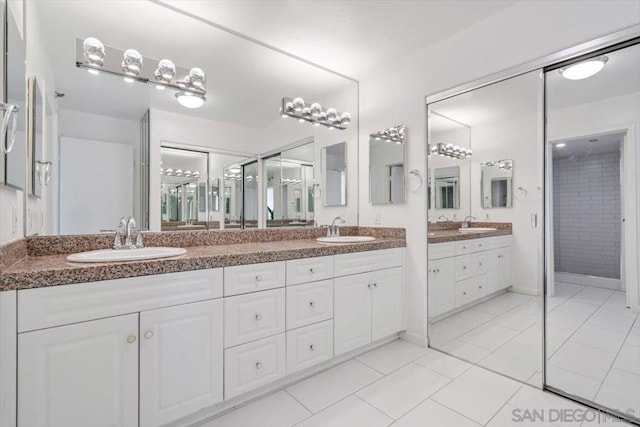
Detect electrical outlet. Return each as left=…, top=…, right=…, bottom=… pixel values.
left=375, top=212, right=382, bottom=225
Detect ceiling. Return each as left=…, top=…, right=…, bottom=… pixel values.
left=159, top=0, right=516, bottom=79
left=552, top=132, right=623, bottom=159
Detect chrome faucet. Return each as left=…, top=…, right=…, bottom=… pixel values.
left=462, top=215, right=476, bottom=229
left=113, top=217, right=127, bottom=249
left=327, top=216, right=346, bottom=237
left=438, top=215, right=451, bottom=223
left=125, top=217, right=136, bottom=249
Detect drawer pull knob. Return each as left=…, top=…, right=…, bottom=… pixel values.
left=373, top=282, right=378, bottom=288
left=309, top=268, right=315, bottom=273
left=479, top=244, right=483, bottom=247
left=463, top=266, right=467, bottom=270
left=479, top=262, right=483, bottom=267
left=127, top=335, right=137, bottom=344
left=255, top=313, right=263, bottom=321
left=479, top=286, right=483, bottom=289
left=144, top=331, right=153, bottom=340
left=255, top=362, right=263, bottom=369
left=463, top=291, right=467, bottom=295
left=310, top=344, right=316, bottom=351
left=368, top=284, right=372, bottom=289
left=436, top=269, right=440, bottom=273
left=256, top=275, right=262, bottom=281
left=309, top=301, right=315, bottom=308
left=463, top=246, right=467, bottom=249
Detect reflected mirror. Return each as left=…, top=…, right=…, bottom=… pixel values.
left=322, top=142, right=346, bottom=207
left=3, top=2, right=26, bottom=190
left=20, top=0, right=358, bottom=236
left=434, top=166, right=460, bottom=209
left=427, top=111, right=470, bottom=221
left=265, top=140, right=314, bottom=227
left=369, top=125, right=405, bottom=204
left=481, top=160, right=513, bottom=208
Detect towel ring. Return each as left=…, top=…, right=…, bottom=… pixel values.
left=407, top=169, right=423, bottom=192
left=515, top=186, right=528, bottom=200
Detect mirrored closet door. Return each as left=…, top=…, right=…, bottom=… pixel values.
left=544, top=40, right=640, bottom=423
left=426, top=70, right=545, bottom=386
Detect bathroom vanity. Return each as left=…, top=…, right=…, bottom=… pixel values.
left=427, top=226, right=512, bottom=319
left=0, top=230, right=404, bottom=427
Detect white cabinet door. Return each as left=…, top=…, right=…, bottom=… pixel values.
left=498, top=247, right=513, bottom=289
left=334, top=273, right=372, bottom=356
left=139, top=299, right=223, bottom=427
left=429, top=258, right=456, bottom=317
left=18, top=314, right=139, bottom=427
left=371, top=267, right=402, bottom=341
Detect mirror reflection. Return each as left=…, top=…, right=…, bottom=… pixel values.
left=481, top=160, right=513, bottom=208
left=427, top=71, right=543, bottom=388
left=322, top=142, right=347, bottom=207
left=265, top=140, right=314, bottom=227
left=20, top=0, right=358, bottom=236
left=369, top=125, right=405, bottom=205
left=427, top=111, right=470, bottom=221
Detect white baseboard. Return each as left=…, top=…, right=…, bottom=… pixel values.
left=508, top=286, right=541, bottom=296
left=555, top=272, right=622, bottom=290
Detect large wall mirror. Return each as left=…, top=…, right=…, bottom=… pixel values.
left=18, top=0, right=358, bottom=236
left=321, top=141, right=347, bottom=207
left=369, top=125, right=405, bottom=205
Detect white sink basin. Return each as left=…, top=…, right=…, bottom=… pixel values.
left=67, top=247, right=187, bottom=263
left=458, top=227, right=497, bottom=233
left=316, top=236, right=376, bottom=244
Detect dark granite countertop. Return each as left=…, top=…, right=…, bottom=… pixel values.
left=0, top=238, right=405, bottom=291
left=427, top=222, right=512, bottom=243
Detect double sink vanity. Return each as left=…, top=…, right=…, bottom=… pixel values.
left=0, top=227, right=405, bottom=427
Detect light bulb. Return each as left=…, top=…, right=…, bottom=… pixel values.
left=292, top=97, right=305, bottom=111
left=122, top=49, right=143, bottom=75
left=310, top=103, right=322, bottom=117
left=340, top=112, right=351, bottom=125
left=124, top=76, right=135, bottom=83
left=185, top=67, right=205, bottom=88
left=301, top=107, right=312, bottom=119
left=83, top=37, right=105, bottom=66
left=87, top=68, right=99, bottom=75
left=326, top=108, right=337, bottom=121
left=155, top=59, right=176, bottom=83
left=560, top=56, right=608, bottom=80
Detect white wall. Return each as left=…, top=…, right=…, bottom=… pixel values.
left=357, top=1, right=640, bottom=345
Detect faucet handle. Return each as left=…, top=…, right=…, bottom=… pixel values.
left=113, top=229, right=122, bottom=250
left=135, top=232, right=144, bottom=249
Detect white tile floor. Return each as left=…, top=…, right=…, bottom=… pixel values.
left=429, top=283, right=640, bottom=422
left=199, top=339, right=636, bottom=426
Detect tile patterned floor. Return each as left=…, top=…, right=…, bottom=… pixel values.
left=199, top=338, right=636, bottom=426
left=429, top=283, right=640, bottom=422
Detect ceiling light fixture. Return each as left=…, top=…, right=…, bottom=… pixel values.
left=280, top=97, right=350, bottom=130
left=560, top=56, right=608, bottom=80
left=428, top=142, right=472, bottom=159
left=555, top=143, right=566, bottom=148
left=175, top=91, right=206, bottom=109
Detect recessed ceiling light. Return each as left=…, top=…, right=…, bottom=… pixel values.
left=560, top=56, right=608, bottom=80
left=555, top=143, right=566, bottom=148
left=175, top=91, right=206, bottom=108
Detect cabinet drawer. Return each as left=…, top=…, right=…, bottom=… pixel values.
left=286, top=320, right=333, bottom=375
left=455, top=239, right=488, bottom=255
left=224, top=262, right=285, bottom=296
left=455, top=255, right=474, bottom=281
left=18, top=269, right=223, bottom=332
left=224, top=289, right=285, bottom=348
left=224, top=334, right=286, bottom=399
left=286, top=256, right=333, bottom=286
left=455, top=275, right=487, bottom=308
left=334, top=248, right=402, bottom=277
left=286, top=280, right=333, bottom=330
left=428, top=242, right=456, bottom=260
left=473, top=253, right=488, bottom=276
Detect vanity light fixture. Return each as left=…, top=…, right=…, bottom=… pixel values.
left=429, top=142, right=472, bottom=159
left=280, top=97, right=350, bottom=130
left=77, top=38, right=207, bottom=108
left=370, top=125, right=405, bottom=144
left=560, top=56, right=608, bottom=80
left=228, top=167, right=242, bottom=174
